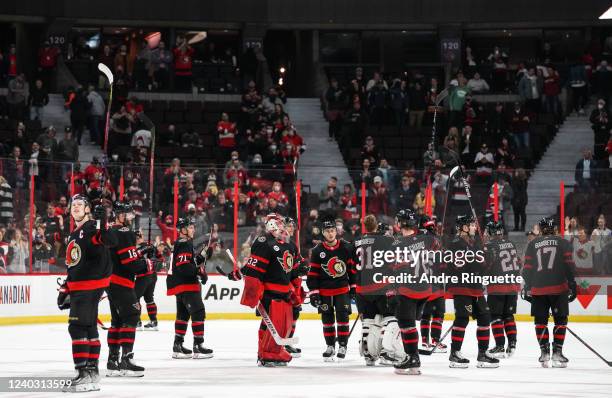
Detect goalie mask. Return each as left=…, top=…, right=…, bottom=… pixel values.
left=265, top=213, right=286, bottom=238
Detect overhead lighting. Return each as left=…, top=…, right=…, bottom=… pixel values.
left=600, top=6, right=612, bottom=19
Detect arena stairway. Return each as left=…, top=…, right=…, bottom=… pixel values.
left=285, top=98, right=353, bottom=192
left=525, top=109, right=593, bottom=230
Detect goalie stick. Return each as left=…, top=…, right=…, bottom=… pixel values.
left=223, top=249, right=299, bottom=346
left=567, top=327, right=612, bottom=367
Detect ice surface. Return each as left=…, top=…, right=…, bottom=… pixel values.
left=1, top=320, right=611, bottom=397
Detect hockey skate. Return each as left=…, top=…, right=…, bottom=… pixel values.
left=418, top=342, right=433, bottom=355
left=337, top=344, right=347, bottom=360
left=143, top=321, right=159, bottom=331
left=449, top=350, right=470, bottom=368
left=487, top=345, right=507, bottom=359
left=506, top=341, right=517, bottom=358
left=364, top=354, right=377, bottom=366
left=86, top=360, right=100, bottom=390
left=136, top=321, right=143, bottom=331
left=285, top=345, right=301, bottom=358
left=552, top=345, right=568, bottom=368
left=394, top=353, right=421, bottom=375
left=63, top=368, right=96, bottom=393
left=322, top=345, right=336, bottom=362
left=119, top=352, right=144, bottom=377
left=106, top=353, right=122, bottom=377
left=432, top=341, right=447, bottom=353
left=193, top=343, right=214, bottom=359
left=539, top=344, right=551, bottom=368
left=257, top=359, right=277, bottom=367
left=172, top=341, right=193, bottom=359
left=477, top=349, right=500, bottom=368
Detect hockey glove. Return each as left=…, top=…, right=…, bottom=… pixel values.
left=93, top=205, right=107, bottom=222
left=198, top=266, right=208, bottom=285
left=520, top=286, right=533, bottom=303
left=296, top=258, right=310, bottom=277
left=227, top=269, right=242, bottom=281
left=137, top=244, right=156, bottom=258
left=309, top=292, right=321, bottom=308
left=195, top=254, right=206, bottom=266
left=57, top=280, right=71, bottom=310
left=568, top=282, right=577, bottom=303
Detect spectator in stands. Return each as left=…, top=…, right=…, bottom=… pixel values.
left=5, top=146, right=26, bottom=218
left=87, top=85, right=106, bottom=145
left=109, top=105, right=134, bottom=153
left=448, top=76, right=470, bottom=128
left=425, top=77, right=441, bottom=109
left=423, top=142, right=440, bottom=173
left=173, top=36, right=195, bottom=91
left=36, top=125, right=58, bottom=161
left=487, top=46, right=508, bottom=63
left=368, top=176, right=389, bottom=216
left=7, top=228, right=28, bottom=274
left=389, top=79, right=408, bottom=131
left=150, top=41, right=173, bottom=91
left=590, top=98, right=610, bottom=160
left=509, top=102, right=530, bottom=149
left=38, top=41, right=59, bottom=89
left=341, top=100, right=367, bottom=150
left=6, top=44, right=17, bottom=81
left=518, top=67, right=543, bottom=114
left=114, top=44, right=129, bottom=74
left=0, top=176, right=13, bottom=225
left=28, top=79, right=48, bottom=122
left=464, top=46, right=477, bottom=75
left=484, top=102, right=507, bottom=148
left=496, top=136, right=515, bottom=167
left=408, top=80, right=427, bottom=129
left=367, top=73, right=388, bottom=131
left=543, top=65, right=561, bottom=122
left=474, top=143, right=495, bottom=184
left=575, top=148, right=598, bottom=192
left=467, top=72, right=490, bottom=93
left=57, top=127, right=78, bottom=173
left=326, top=77, right=346, bottom=140
left=594, top=60, right=612, bottom=106
left=262, top=87, right=284, bottom=116
left=569, top=61, right=587, bottom=116
left=491, top=55, right=508, bottom=92
left=225, top=155, right=248, bottom=187
left=113, top=65, right=131, bottom=105
left=462, top=94, right=482, bottom=130
left=217, top=112, right=237, bottom=160
left=319, top=176, right=340, bottom=211
left=361, top=136, right=380, bottom=167
left=339, top=184, right=357, bottom=220
left=347, top=78, right=366, bottom=107
left=571, top=225, right=601, bottom=275
left=303, top=208, right=321, bottom=249
left=460, top=125, right=478, bottom=167
left=439, top=136, right=460, bottom=171
left=179, top=128, right=199, bottom=148
left=591, top=214, right=611, bottom=273
left=355, top=158, right=377, bottom=188
left=69, top=87, right=89, bottom=145
left=7, top=73, right=28, bottom=120
left=377, top=158, right=397, bottom=191
left=564, top=217, right=579, bottom=240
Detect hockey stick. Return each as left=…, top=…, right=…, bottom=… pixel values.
left=428, top=88, right=449, bottom=153
left=566, top=327, right=612, bottom=367
left=451, top=165, right=484, bottom=241
left=137, top=112, right=157, bottom=244
left=347, top=313, right=361, bottom=339
left=440, top=165, right=460, bottom=236
left=98, top=63, right=114, bottom=155
left=419, top=324, right=452, bottom=355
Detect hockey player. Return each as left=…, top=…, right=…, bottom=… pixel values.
left=445, top=215, right=499, bottom=368
left=392, top=209, right=439, bottom=375
left=61, top=194, right=118, bottom=392
left=484, top=220, right=521, bottom=358
left=418, top=215, right=447, bottom=354
left=354, top=214, right=397, bottom=366
left=134, top=231, right=159, bottom=331
left=307, top=215, right=356, bottom=361
left=166, top=217, right=213, bottom=359
left=106, top=202, right=151, bottom=377
left=240, top=213, right=295, bottom=367
left=522, top=216, right=576, bottom=368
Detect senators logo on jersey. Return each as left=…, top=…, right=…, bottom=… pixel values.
left=65, top=240, right=82, bottom=268
left=277, top=250, right=294, bottom=273
left=323, top=256, right=347, bottom=278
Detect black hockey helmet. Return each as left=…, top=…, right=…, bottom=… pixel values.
left=539, top=216, right=556, bottom=235
left=320, top=215, right=336, bottom=230
left=70, top=194, right=91, bottom=208
left=176, top=217, right=195, bottom=230
left=396, top=208, right=418, bottom=228
left=486, top=220, right=504, bottom=236
left=113, top=201, right=133, bottom=214
left=455, top=214, right=475, bottom=231
left=419, top=214, right=437, bottom=233
left=376, top=222, right=389, bottom=234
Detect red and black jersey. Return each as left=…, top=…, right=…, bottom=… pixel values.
left=109, top=224, right=148, bottom=289
left=166, top=238, right=201, bottom=296
left=242, top=234, right=295, bottom=297
left=393, top=233, right=440, bottom=299
left=354, top=233, right=393, bottom=294
left=66, top=220, right=117, bottom=292
left=307, top=239, right=356, bottom=296
left=484, top=238, right=522, bottom=294
left=445, top=236, right=486, bottom=297
left=523, top=236, right=575, bottom=295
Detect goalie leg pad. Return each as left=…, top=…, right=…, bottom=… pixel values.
left=381, top=316, right=405, bottom=362
left=260, top=299, right=292, bottom=362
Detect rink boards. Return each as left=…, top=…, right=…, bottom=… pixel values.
left=1, top=274, right=612, bottom=325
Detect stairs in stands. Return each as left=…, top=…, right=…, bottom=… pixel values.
left=525, top=110, right=593, bottom=229
left=284, top=98, right=352, bottom=192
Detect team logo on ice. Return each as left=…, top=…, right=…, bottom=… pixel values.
left=277, top=250, right=294, bottom=273
left=65, top=240, right=82, bottom=268
left=323, top=256, right=346, bottom=278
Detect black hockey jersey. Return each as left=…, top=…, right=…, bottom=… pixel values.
left=393, top=233, right=440, bottom=299
left=523, top=236, right=575, bottom=295
left=484, top=238, right=521, bottom=294
left=242, top=233, right=294, bottom=297
left=307, top=240, right=356, bottom=296
left=109, top=224, right=148, bottom=289
left=354, top=233, right=393, bottom=295
left=445, top=236, right=486, bottom=297
left=66, top=220, right=117, bottom=292
left=166, top=238, right=202, bottom=296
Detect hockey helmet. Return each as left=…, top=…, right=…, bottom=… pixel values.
left=264, top=213, right=286, bottom=235
left=376, top=222, right=389, bottom=234
left=486, top=220, right=504, bottom=236
left=320, top=215, right=336, bottom=230
left=396, top=208, right=418, bottom=228
left=455, top=214, right=475, bottom=231
left=70, top=194, right=91, bottom=208
left=176, top=217, right=195, bottom=230
left=113, top=201, right=133, bottom=214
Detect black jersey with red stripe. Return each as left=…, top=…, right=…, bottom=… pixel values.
left=66, top=220, right=117, bottom=291
left=354, top=233, right=393, bottom=294
left=445, top=235, right=486, bottom=297
left=392, top=233, right=439, bottom=299
left=166, top=238, right=201, bottom=296
left=523, top=236, right=575, bottom=295
left=242, top=233, right=294, bottom=297
left=307, top=239, right=356, bottom=296
left=109, top=224, right=148, bottom=289
left=484, top=238, right=522, bottom=294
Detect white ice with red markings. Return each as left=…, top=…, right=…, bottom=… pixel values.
left=0, top=320, right=611, bottom=397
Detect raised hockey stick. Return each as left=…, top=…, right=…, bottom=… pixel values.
left=137, top=112, right=157, bottom=244
left=440, top=165, right=460, bottom=235
left=451, top=165, right=484, bottom=241
left=566, top=327, right=612, bottom=367
left=98, top=63, right=114, bottom=155
left=419, top=325, right=452, bottom=356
